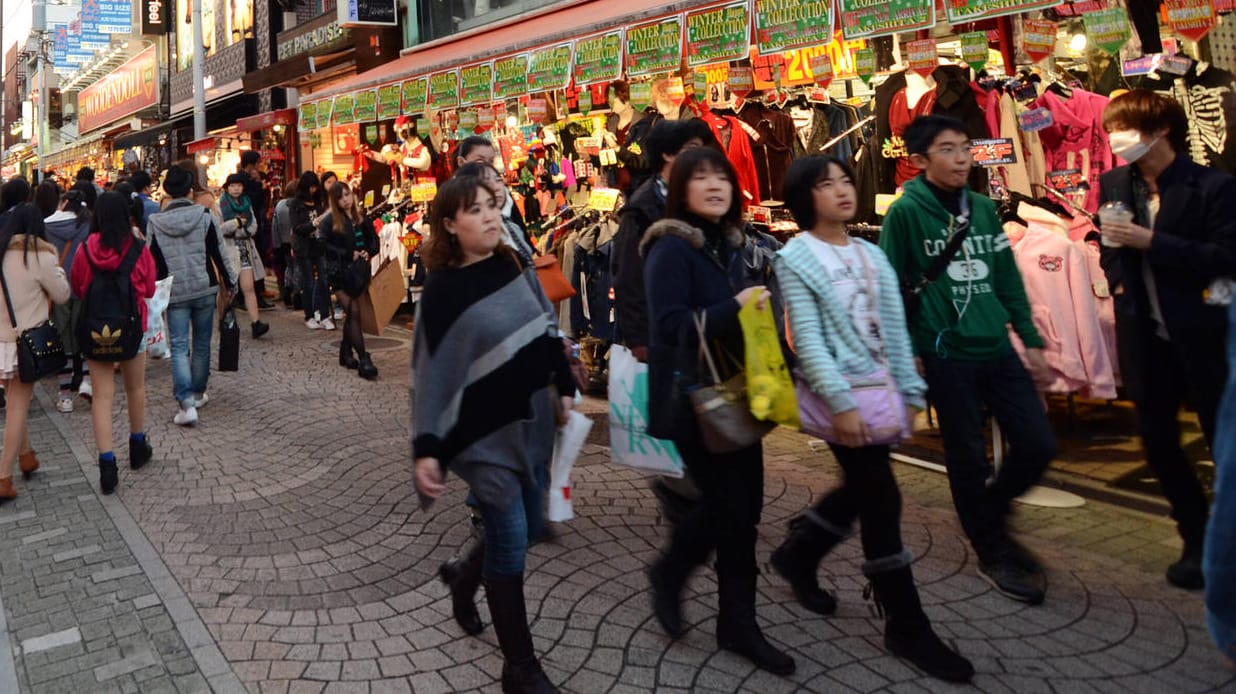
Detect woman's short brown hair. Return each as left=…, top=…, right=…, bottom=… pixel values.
left=1102, top=89, right=1188, bottom=153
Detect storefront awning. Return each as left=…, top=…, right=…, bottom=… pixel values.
left=308, top=0, right=682, bottom=102
left=236, top=109, right=298, bottom=132
left=113, top=117, right=190, bottom=150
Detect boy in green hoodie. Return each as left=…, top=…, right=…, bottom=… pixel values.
left=880, top=115, right=1056, bottom=605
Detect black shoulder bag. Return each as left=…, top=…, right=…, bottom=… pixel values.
left=901, top=202, right=971, bottom=326
left=0, top=261, right=67, bottom=383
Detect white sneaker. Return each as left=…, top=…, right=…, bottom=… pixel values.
left=57, top=395, right=74, bottom=413
left=321, top=318, right=336, bottom=331
left=174, top=406, right=198, bottom=426
left=78, top=379, right=93, bottom=401
left=306, top=317, right=323, bottom=330
left=333, top=307, right=344, bottom=321
left=191, top=392, right=209, bottom=409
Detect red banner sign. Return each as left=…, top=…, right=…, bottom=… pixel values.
left=1023, top=19, right=1057, bottom=63
left=906, top=39, right=937, bottom=78
left=236, top=109, right=297, bottom=133
left=78, top=46, right=159, bottom=133
left=810, top=54, right=834, bottom=88
left=1164, top=0, right=1216, bottom=42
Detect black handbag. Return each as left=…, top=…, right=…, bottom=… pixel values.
left=218, top=309, right=240, bottom=372
left=0, top=265, right=67, bottom=383
left=340, top=258, right=371, bottom=298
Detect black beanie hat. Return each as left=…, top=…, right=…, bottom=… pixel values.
left=224, top=173, right=248, bottom=188
left=163, top=166, right=194, bottom=198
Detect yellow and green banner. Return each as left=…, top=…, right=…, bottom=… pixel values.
left=626, top=16, right=683, bottom=77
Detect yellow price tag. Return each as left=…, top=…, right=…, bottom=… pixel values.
left=410, top=182, right=438, bottom=203
left=588, top=188, right=620, bottom=211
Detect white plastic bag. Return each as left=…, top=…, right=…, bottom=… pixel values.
left=547, top=410, right=591, bottom=523
left=143, top=276, right=174, bottom=359
left=607, top=345, right=684, bottom=478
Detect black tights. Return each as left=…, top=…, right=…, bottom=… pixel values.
left=812, top=444, right=904, bottom=561
left=337, top=293, right=365, bottom=358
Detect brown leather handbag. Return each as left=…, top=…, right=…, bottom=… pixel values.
left=535, top=254, right=576, bottom=303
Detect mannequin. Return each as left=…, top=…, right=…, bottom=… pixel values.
left=652, top=78, right=681, bottom=120
left=608, top=80, right=637, bottom=129
left=904, top=72, right=936, bottom=110
left=396, top=115, right=433, bottom=181
left=605, top=80, right=644, bottom=191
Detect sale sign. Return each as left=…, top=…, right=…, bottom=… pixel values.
left=1084, top=8, right=1131, bottom=56
left=493, top=55, right=529, bottom=99
left=459, top=63, right=493, bottom=106
left=685, top=1, right=750, bottom=67
left=959, top=32, right=988, bottom=72
left=855, top=47, right=876, bottom=84
left=626, top=17, right=683, bottom=77
left=753, top=0, right=834, bottom=54
left=810, top=54, right=834, bottom=88
left=1023, top=19, right=1057, bottom=63
left=402, top=77, right=427, bottom=114
left=727, top=66, right=755, bottom=96
left=970, top=138, right=1017, bottom=166
left=1164, top=0, right=1216, bottom=42
left=428, top=71, right=459, bottom=110
left=573, top=31, right=623, bottom=87
left=838, top=0, right=934, bottom=40
left=905, top=39, right=937, bottom=78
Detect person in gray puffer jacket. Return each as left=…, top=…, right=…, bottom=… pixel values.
left=45, top=188, right=93, bottom=413
left=146, top=166, right=237, bottom=427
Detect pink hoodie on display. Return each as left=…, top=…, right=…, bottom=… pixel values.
left=1008, top=203, right=1117, bottom=399
left=1031, top=89, right=1116, bottom=214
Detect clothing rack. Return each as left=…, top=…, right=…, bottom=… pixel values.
left=1031, top=183, right=1095, bottom=221
left=820, top=115, right=875, bottom=152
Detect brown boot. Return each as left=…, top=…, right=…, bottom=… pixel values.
left=0, top=477, right=16, bottom=501
left=19, top=451, right=39, bottom=479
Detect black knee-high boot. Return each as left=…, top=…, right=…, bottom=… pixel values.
left=770, top=512, right=849, bottom=615
left=716, top=566, right=796, bottom=676
left=648, top=502, right=715, bottom=638
left=439, top=540, right=485, bottom=635
left=865, top=553, right=974, bottom=683
left=484, top=575, right=556, bottom=694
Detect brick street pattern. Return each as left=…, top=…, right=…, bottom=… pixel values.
left=4, top=308, right=1233, bottom=693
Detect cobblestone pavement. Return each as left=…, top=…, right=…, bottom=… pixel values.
left=2, top=307, right=1234, bottom=693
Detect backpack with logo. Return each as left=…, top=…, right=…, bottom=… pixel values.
left=78, top=241, right=144, bottom=362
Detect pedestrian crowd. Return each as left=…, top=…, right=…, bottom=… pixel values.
left=413, top=89, right=1236, bottom=692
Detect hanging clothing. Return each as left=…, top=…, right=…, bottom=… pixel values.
left=702, top=111, right=762, bottom=209
left=738, top=103, right=795, bottom=202
left=1140, top=63, right=1236, bottom=175
left=888, top=87, right=938, bottom=188
left=1030, top=89, right=1115, bottom=213
left=995, top=93, right=1033, bottom=196
left=789, top=104, right=830, bottom=158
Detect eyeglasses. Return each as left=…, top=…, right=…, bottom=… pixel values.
left=926, top=144, right=973, bottom=159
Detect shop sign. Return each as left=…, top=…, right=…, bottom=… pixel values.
left=1084, top=8, right=1131, bottom=55
left=906, top=39, right=936, bottom=78
left=186, top=137, right=216, bottom=154
left=728, top=66, right=754, bottom=96
left=960, top=32, right=988, bottom=71
left=750, top=34, right=866, bottom=87
left=578, top=89, right=593, bottom=114
left=477, top=106, right=495, bottom=128
left=685, top=2, right=750, bottom=67
left=299, top=102, right=317, bottom=131
left=527, top=98, right=548, bottom=123
left=809, top=54, right=833, bottom=88
left=573, top=30, right=623, bottom=87
left=1022, top=19, right=1057, bottom=63
left=460, top=63, right=494, bottom=106
left=333, top=93, right=357, bottom=125
left=588, top=188, right=621, bottom=212
left=428, top=71, right=459, bottom=110
left=98, top=0, right=133, bottom=34
left=1165, top=0, right=1216, bottom=42
left=277, top=19, right=346, bottom=61
left=458, top=110, right=478, bottom=133
left=527, top=43, right=572, bottom=92
left=354, top=90, right=378, bottom=121
left=376, top=84, right=401, bottom=120
left=855, top=47, right=875, bottom=84
left=945, top=0, right=1061, bottom=24
left=141, top=0, right=168, bottom=35
left=630, top=81, right=653, bottom=109
left=753, top=0, right=833, bottom=54
left=838, top=0, right=934, bottom=41
left=338, top=0, right=397, bottom=27
left=409, top=182, right=437, bottom=202
left=78, top=45, right=159, bottom=133
left=402, top=77, right=428, bottom=114
left=493, top=54, right=529, bottom=99
left=316, top=99, right=334, bottom=129
left=1018, top=107, right=1054, bottom=132
left=969, top=138, right=1017, bottom=166
left=626, top=17, right=683, bottom=77
left=237, top=109, right=298, bottom=132
left=79, top=4, right=112, bottom=50
left=1048, top=169, right=1084, bottom=192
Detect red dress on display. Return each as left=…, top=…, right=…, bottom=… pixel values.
left=701, top=110, right=762, bottom=209
left=889, top=88, right=938, bottom=188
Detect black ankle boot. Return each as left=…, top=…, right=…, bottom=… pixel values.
left=439, top=541, right=485, bottom=635
left=484, top=575, right=557, bottom=694
left=339, top=340, right=357, bottom=369
left=770, top=514, right=846, bottom=615
left=716, top=568, right=796, bottom=676
left=866, top=561, right=974, bottom=683
left=357, top=352, right=378, bottom=380
left=648, top=556, right=691, bottom=639
left=99, top=459, right=118, bottom=495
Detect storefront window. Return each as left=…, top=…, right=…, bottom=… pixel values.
left=175, top=0, right=218, bottom=71
left=415, top=0, right=560, bottom=43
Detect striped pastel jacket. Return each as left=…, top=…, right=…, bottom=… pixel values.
left=773, top=235, right=927, bottom=413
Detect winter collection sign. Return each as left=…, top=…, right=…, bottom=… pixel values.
left=316, top=99, right=334, bottom=129
left=1084, top=8, right=1131, bottom=55
left=1022, top=19, right=1057, bottom=63
left=753, top=0, right=833, bottom=55
left=527, top=43, right=573, bottom=92
left=354, top=90, right=377, bottom=122
left=573, top=31, right=623, bottom=87
left=838, top=0, right=934, bottom=40
left=945, top=0, right=1062, bottom=24
left=299, top=102, right=317, bottom=131
left=626, top=17, right=684, bottom=77
left=686, top=2, right=750, bottom=67
left=459, top=63, right=494, bottom=106
left=428, top=71, right=459, bottom=109
left=1164, top=0, right=1216, bottom=42
left=376, top=84, right=401, bottom=121
left=493, top=55, right=529, bottom=99
left=333, top=94, right=356, bottom=125
left=402, top=77, right=428, bottom=114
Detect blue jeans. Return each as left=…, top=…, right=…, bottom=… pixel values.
left=1206, top=300, right=1236, bottom=662
left=477, top=474, right=543, bottom=580
left=298, top=256, right=331, bottom=321
left=467, top=460, right=548, bottom=543
left=167, top=294, right=216, bottom=405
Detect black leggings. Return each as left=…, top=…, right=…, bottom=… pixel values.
left=337, top=292, right=365, bottom=357
left=812, top=444, right=904, bottom=561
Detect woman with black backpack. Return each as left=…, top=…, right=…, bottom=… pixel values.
left=69, top=192, right=157, bottom=494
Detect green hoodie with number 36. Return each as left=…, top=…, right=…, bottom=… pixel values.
left=879, top=176, right=1043, bottom=361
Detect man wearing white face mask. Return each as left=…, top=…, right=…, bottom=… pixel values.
left=1098, top=90, right=1236, bottom=590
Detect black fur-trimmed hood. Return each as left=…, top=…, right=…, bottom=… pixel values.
left=639, top=218, right=744, bottom=257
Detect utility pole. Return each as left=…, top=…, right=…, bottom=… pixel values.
left=191, top=0, right=205, bottom=140
left=34, top=0, right=47, bottom=184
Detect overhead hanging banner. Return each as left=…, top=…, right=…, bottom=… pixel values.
left=1084, top=8, right=1131, bottom=55
left=1164, top=0, right=1217, bottom=42
left=573, top=30, right=623, bottom=87
left=626, top=16, right=684, bottom=77
left=333, top=93, right=357, bottom=125
left=98, top=0, right=134, bottom=34
left=838, top=0, right=934, bottom=40
left=959, top=31, right=988, bottom=71
left=377, top=84, right=401, bottom=120
left=854, top=46, right=876, bottom=84
left=316, top=99, right=334, bottom=129
left=354, top=89, right=378, bottom=122
left=1022, top=19, right=1057, bottom=63
left=428, top=71, right=460, bottom=110
left=493, top=54, right=530, bottom=99
left=753, top=0, right=834, bottom=55
left=685, top=1, right=750, bottom=67
left=460, top=63, right=494, bottom=106
left=299, top=102, right=317, bottom=131
left=526, top=43, right=572, bottom=92
left=905, top=39, right=937, bottom=77
left=402, top=77, right=428, bottom=114
left=945, top=0, right=1061, bottom=24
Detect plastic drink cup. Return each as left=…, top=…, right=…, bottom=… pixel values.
left=1098, top=200, right=1133, bottom=248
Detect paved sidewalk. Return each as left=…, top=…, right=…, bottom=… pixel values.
left=1, top=308, right=1233, bottom=693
